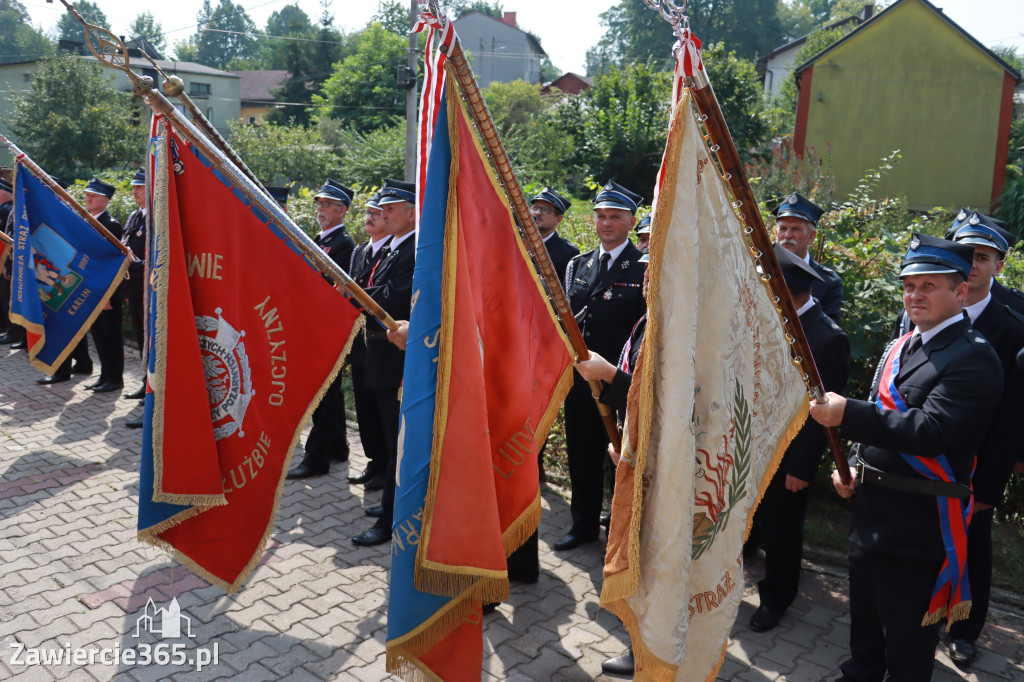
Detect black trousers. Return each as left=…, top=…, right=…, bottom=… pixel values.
left=372, top=386, right=402, bottom=532
left=126, top=283, right=145, bottom=357
left=0, top=276, right=9, bottom=333
left=841, top=543, right=942, bottom=681
left=949, top=507, right=994, bottom=644
left=563, top=390, right=611, bottom=538
left=301, top=372, right=349, bottom=472
left=52, top=338, right=92, bottom=380
left=506, top=531, right=539, bottom=583
left=755, top=469, right=811, bottom=610
left=351, top=362, right=387, bottom=477
left=90, top=301, right=123, bottom=385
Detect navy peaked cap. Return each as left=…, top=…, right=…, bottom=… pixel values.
left=315, top=179, right=353, bottom=206
left=84, top=176, right=116, bottom=199
left=593, top=181, right=642, bottom=214
left=0, top=177, right=11, bottom=193
left=531, top=187, right=571, bottom=214
left=378, top=178, right=416, bottom=205
left=774, top=242, right=823, bottom=291
left=130, top=169, right=146, bottom=186
left=951, top=214, right=1009, bottom=257
left=265, top=185, right=289, bottom=204
left=635, top=214, right=652, bottom=234
left=900, top=232, right=973, bottom=280
left=773, top=192, right=824, bottom=227
left=366, top=190, right=383, bottom=210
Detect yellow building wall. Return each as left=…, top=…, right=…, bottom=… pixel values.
left=240, top=105, right=272, bottom=123
left=801, top=0, right=1007, bottom=210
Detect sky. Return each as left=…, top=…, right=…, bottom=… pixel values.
left=20, top=0, right=1024, bottom=75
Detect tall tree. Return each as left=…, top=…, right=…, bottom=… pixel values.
left=128, top=11, right=167, bottom=56
left=0, top=0, right=54, bottom=64
left=267, top=0, right=345, bottom=125
left=262, top=3, right=312, bottom=70
left=311, top=23, right=407, bottom=132
left=56, top=0, right=109, bottom=45
left=11, top=53, right=143, bottom=179
left=586, top=0, right=782, bottom=75
left=701, top=41, right=767, bottom=155
left=194, top=0, right=258, bottom=70
left=372, top=0, right=409, bottom=35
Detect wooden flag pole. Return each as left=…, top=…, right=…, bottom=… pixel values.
left=687, top=66, right=851, bottom=484
left=45, top=1, right=399, bottom=333
left=0, top=133, right=132, bottom=258
left=431, top=7, right=623, bottom=450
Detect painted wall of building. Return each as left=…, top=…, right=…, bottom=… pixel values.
left=453, top=14, right=542, bottom=89
left=798, top=0, right=1007, bottom=210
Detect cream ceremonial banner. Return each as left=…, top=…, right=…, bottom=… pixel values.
left=601, top=88, right=809, bottom=681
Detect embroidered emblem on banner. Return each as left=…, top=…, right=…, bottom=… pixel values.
left=196, top=308, right=253, bottom=440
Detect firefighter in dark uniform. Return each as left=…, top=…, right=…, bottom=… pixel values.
left=942, top=210, right=1024, bottom=317
left=773, top=192, right=843, bottom=324
left=286, top=179, right=356, bottom=479
left=530, top=187, right=579, bottom=283
left=938, top=215, right=1024, bottom=667
left=347, top=191, right=392, bottom=493
left=265, top=185, right=289, bottom=212
left=116, top=168, right=149, bottom=401
left=810, top=233, right=1002, bottom=681
left=634, top=214, right=651, bottom=252
left=748, top=244, right=851, bottom=633
left=554, top=181, right=646, bottom=552
left=352, top=179, right=417, bottom=547
left=82, top=177, right=124, bottom=393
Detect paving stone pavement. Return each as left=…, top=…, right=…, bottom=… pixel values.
left=2, top=340, right=1023, bottom=681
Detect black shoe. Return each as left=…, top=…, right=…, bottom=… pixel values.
left=949, top=639, right=977, bottom=667
left=91, top=381, right=123, bottom=394
left=126, top=417, right=144, bottom=429
left=286, top=464, right=328, bottom=480
left=749, top=604, right=785, bottom=632
left=70, top=363, right=93, bottom=375
left=36, top=375, right=70, bottom=385
left=553, top=531, right=598, bottom=551
left=10, top=340, right=27, bottom=350
left=0, top=333, right=14, bottom=345
left=348, top=469, right=379, bottom=485
left=365, top=505, right=383, bottom=518
left=352, top=526, right=391, bottom=546
left=601, top=650, right=634, bottom=676
left=332, top=449, right=350, bottom=463
left=364, top=474, right=386, bottom=491
left=124, top=386, right=146, bottom=400
left=482, top=602, right=499, bottom=615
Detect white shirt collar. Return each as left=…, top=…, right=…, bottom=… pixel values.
left=389, top=230, right=414, bottom=250
left=598, top=241, right=629, bottom=268
left=801, top=252, right=811, bottom=264
left=915, top=311, right=965, bottom=346
left=964, top=292, right=992, bottom=324
left=796, top=297, right=816, bottom=318
left=318, top=223, right=345, bottom=240
left=369, top=236, right=390, bottom=256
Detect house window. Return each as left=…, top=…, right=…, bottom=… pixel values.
left=190, top=82, right=211, bottom=98
left=248, top=116, right=256, bottom=125
left=207, top=108, right=214, bottom=122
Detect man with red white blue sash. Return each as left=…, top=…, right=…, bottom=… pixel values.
left=810, top=233, right=1002, bottom=681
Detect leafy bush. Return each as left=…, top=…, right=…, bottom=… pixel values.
left=226, top=119, right=342, bottom=189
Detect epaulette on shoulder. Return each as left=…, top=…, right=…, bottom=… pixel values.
left=1002, top=303, right=1024, bottom=329
left=965, top=327, right=991, bottom=346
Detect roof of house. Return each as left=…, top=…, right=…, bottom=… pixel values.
left=232, top=70, right=289, bottom=102
left=755, top=5, right=872, bottom=77
left=454, top=11, right=547, bottom=58
left=543, top=72, right=593, bottom=92
left=794, top=0, right=1022, bottom=82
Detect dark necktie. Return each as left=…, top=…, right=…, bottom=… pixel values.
left=600, top=252, right=611, bottom=271
left=902, top=334, right=923, bottom=365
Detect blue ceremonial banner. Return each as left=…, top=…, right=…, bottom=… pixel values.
left=385, top=84, right=468, bottom=675
left=9, top=164, right=130, bottom=374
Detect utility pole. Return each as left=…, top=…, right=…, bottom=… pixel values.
left=404, top=0, right=418, bottom=181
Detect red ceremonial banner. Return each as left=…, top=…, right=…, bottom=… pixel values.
left=139, top=127, right=362, bottom=591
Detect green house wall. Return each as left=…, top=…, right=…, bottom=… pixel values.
left=796, top=0, right=1010, bottom=210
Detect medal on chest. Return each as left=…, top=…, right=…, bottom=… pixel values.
left=603, top=288, right=613, bottom=300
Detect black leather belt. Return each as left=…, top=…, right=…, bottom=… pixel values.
left=857, top=460, right=972, bottom=499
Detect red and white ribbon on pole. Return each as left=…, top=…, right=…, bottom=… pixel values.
left=412, top=11, right=455, bottom=224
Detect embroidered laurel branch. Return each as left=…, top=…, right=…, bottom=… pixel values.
left=195, top=315, right=219, bottom=332
left=236, top=341, right=252, bottom=394
left=691, top=379, right=751, bottom=562
left=213, top=422, right=239, bottom=440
